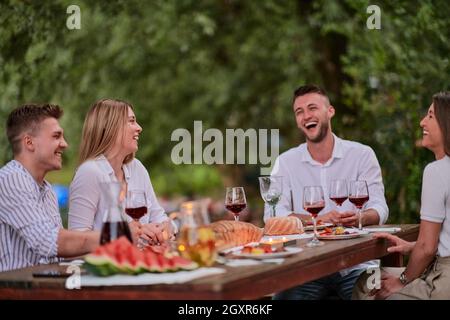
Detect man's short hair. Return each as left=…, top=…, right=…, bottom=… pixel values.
left=293, top=84, right=330, bottom=104
left=6, top=104, right=63, bottom=155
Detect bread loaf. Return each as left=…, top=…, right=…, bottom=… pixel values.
left=210, top=220, right=264, bottom=251
left=264, top=216, right=304, bottom=235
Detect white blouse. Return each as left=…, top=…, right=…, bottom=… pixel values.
left=68, top=155, right=168, bottom=231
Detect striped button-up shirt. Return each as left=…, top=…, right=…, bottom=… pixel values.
left=0, top=160, right=62, bottom=272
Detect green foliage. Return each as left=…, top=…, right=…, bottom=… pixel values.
left=1, top=0, right=449, bottom=223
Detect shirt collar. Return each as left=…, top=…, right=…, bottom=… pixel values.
left=10, top=160, right=53, bottom=193
left=95, top=154, right=131, bottom=181
left=299, top=134, right=344, bottom=165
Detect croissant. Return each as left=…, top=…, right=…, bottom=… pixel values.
left=210, top=220, right=264, bottom=251
left=264, top=216, right=304, bottom=235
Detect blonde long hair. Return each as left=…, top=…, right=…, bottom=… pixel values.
left=78, top=99, right=135, bottom=166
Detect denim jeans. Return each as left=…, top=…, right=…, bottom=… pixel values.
left=273, top=269, right=365, bottom=300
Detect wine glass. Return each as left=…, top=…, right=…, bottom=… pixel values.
left=329, top=179, right=348, bottom=226
left=225, top=187, right=247, bottom=221
left=303, top=186, right=325, bottom=247
left=259, top=176, right=283, bottom=218
left=348, top=180, right=369, bottom=230
left=125, top=190, right=148, bottom=248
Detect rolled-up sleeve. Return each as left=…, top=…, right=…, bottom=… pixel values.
left=420, top=164, right=446, bottom=223
left=358, top=147, right=389, bottom=224
left=68, top=163, right=101, bottom=231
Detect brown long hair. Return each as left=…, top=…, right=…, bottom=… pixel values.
left=433, top=91, right=450, bottom=157
left=78, top=99, right=134, bottom=166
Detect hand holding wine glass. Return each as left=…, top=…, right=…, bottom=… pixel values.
left=329, top=179, right=348, bottom=226
left=225, top=187, right=247, bottom=221
left=349, top=180, right=369, bottom=230
left=303, top=186, right=325, bottom=247
left=125, top=190, right=149, bottom=249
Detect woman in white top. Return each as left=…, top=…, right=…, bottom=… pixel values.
left=353, top=91, right=450, bottom=299
left=68, top=98, right=171, bottom=244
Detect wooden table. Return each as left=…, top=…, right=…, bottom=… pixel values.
left=0, top=224, right=419, bottom=300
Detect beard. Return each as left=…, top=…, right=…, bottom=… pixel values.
left=304, top=120, right=330, bottom=143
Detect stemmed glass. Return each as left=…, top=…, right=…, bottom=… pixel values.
left=329, top=179, right=348, bottom=226
left=303, top=186, right=325, bottom=247
left=259, top=176, right=283, bottom=218
left=225, top=187, right=247, bottom=221
left=125, top=190, right=148, bottom=248
left=348, top=180, right=369, bottom=230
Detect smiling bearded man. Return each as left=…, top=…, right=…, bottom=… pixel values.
left=265, top=84, right=389, bottom=300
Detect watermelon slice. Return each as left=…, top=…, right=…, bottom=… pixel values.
left=142, top=250, right=163, bottom=273
left=170, top=256, right=198, bottom=271
left=84, top=236, right=199, bottom=276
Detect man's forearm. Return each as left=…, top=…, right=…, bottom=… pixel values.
left=288, top=213, right=311, bottom=222
left=57, top=229, right=100, bottom=257
left=361, top=209, right=380, bottom=226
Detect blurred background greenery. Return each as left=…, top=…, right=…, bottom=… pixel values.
left=1, top=0, right=449, bottom=226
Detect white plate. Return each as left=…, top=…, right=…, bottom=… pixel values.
left=261, top=233, right=312, bottom=242
left=317, top=228, right=368, bottom=240
left=232, top=247, right=303, bottom=259
left=303, top=222, right=333, bottom=231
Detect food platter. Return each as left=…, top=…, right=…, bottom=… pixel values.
left=316, top=227, right=368, bottom=240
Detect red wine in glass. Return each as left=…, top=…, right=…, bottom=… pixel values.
left=330, top=196, right=348, bottom=206
left=125, top=206, right=148, bottom=220
left=100, top=221, right=133, bottom=245
left=225, top=203, right=247, bottom=217
left=348, top=196, right=369, bottom=209
left=225, top=187, right=247, bottom=221
left=349, top=180, right=369, bottom=230
left=304, top=203, right=325, bottom=218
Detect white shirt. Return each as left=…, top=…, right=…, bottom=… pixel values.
left=266, top=135, right=389, bottom=275
left=420, top=156, right=450, bottom=257
left=0, top=160, right=61, bottom=271
left=68, top=155, right=169, bottom=231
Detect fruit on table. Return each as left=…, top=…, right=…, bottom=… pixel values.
left=84, top=237, right=198, bottom=277
left=240, top=243, right=286, bottom=255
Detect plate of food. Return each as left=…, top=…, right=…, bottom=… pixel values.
left=232, top=244, right=303, bottom=259
left=316, top=227, right=368, bottom=240
left=303, top=220, right=333, bottom=231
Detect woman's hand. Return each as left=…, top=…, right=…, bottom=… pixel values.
left=373, top=233, right=415, bottom=255
left=128, top=220, right=143, bottom=245
left=140, top=222, right=165, bottom=245
left=161, top=220, right=176, bottom=241
left=370, top=272, right=405, bottom=300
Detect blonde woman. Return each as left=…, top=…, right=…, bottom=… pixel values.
left=68, top=99, right=172, bottom=244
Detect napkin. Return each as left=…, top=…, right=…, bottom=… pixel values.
left=363, top=227, right=401, bottom=233
left=79, top=267, right=225, bottom=287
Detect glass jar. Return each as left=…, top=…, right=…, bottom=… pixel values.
left=177, top=200, right=217, bottom=267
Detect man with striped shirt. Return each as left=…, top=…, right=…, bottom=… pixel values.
left=0, top=104, right=103, bottom=272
